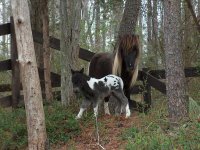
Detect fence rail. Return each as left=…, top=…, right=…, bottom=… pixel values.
left=0, top=21, right=200, bottom=108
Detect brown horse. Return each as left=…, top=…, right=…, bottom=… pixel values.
left=89, top=34, right=141, bottom=113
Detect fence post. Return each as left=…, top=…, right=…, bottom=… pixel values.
left=10, top=16, right=20, bottom=108
left=142, top=68, right=152, bottom=110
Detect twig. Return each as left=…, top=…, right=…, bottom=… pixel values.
left=95, top=116, right=105, bottom=150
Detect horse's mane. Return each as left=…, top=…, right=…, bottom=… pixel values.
left=112, top=34, right=140, bottom=88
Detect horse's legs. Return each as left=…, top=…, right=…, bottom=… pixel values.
left=125, top=88, right=137, bottom=109
left=104, top=96, right=110, bottom=115
left=112, top=90, right=131, bottom=118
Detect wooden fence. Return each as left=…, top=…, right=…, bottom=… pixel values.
left=0, top=20, right=200, bottom=108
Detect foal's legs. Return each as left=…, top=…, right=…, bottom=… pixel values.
left=112, top=90, right=131, bottom=118
left=76, top=99, right=91, bottom=119
left=93, top=99, right=101, bottom=117
left=104, top=96, right=110, bottom=115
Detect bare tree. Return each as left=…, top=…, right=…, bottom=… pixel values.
left=60, top=0, right=81, bottom=106
left=183, top=1, right=193, bottom=67
left=41, top=0, right=53, bottom=102
left=147, top=0, right=152, bottom=66
left=185, top=0, right=200, bottom=33
left=11, top=0, right=47, bottom=148
left=164, top=0, right=189, bottom=126
left=29, top=0, right=44, bottom=68
left=152, top=0, right=159, bottom=68
left=118, top=0, right=141, bottom=36
left=95, top=0, right=100, bottom=51
left=112, top=0, right=124, bottom=40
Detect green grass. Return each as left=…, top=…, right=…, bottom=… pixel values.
left=1, top=98, right=200, bottom=149
left=0, top=102, right=81, bottom=149
left=122, top=101, right=200, bottom=150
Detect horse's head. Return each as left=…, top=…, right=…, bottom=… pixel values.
left=118, top=34, right=140, bottom=72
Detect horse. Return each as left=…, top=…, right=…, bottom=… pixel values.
left=89, top=34, right=141, bottom=114
left=71, top=68, right=131, bottom=119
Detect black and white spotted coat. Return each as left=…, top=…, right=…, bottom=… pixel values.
left=87, top=75, right=124, bottom=92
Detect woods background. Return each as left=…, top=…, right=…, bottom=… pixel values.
left=0, top=0, right=200, bottom=149
left=0, top=0, right=199, bottom=101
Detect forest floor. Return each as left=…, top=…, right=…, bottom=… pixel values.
left=1, top=97, right=200, bottom=150
left=54, top=112, right=140, bottom=150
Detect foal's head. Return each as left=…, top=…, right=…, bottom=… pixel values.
left=71, top=68, right=85, bottom=93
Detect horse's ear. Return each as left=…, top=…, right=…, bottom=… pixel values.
left=80, top=68, right=84, bottom=73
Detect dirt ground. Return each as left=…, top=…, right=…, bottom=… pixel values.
left=55, top=112, right=140, bottom=150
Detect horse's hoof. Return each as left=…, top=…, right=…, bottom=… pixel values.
left=125, top=112, right=131, bottom=118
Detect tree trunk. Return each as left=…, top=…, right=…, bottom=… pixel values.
left=183, top=1, right=193, bottom=67
left=2, top=0, right=8, bottom=57
left=41, top=0, right=53, bottom=102
left=95, top=0, right=101, bottom=51
left=147, top=0, right=152, bottom=66
left=164, top=0, right=189, bottom=126
left=49, top=0, right=57, bottom=35
left=29, top=0, right=44, bottom=68
left=115, top=0, right=141, bottom=51
left=102, top=0, right=106, bottom=51
left=152, top=0, right=159, bottom=68
left=87, top=2, right=95, bottom=49
left=147, top=0, right=152, bottom=44
left=118, top=0, right=141, bottom=36
left=11, top=0, right=47, bottom=149
left=185, top=0, right=200, bottom=33
left=112, top=0, right=124, bottom=40
left=198, top=0, right=200, bottom=16
left=60, top=0, right=81, bottom=106
left=80, top=0, right=88, bottom=48
left=138, top=6, right=144, bottom=66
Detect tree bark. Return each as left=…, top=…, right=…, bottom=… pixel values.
left=183, top=1, right=193, bottom=67
left=147, top=0, right=152, bottom=44
left=152, top=0, right=159, bottom=68
left=185, top=0, right=200, bottom=33
left=115, top=0, right=141, bottom=52
left=2, top=0, right=7, bottom=57
left=41, top=0, right=53, bottom=102
left=60, top=0, right=81, bottom=106
left=95, top=0, right=101, bottom=51
left=112, top=0, right=124, bottom=41
left=198, top=0, right=200, bottom=16
left=147, top=0, right=152, bottom=66
left=102, top=0, right=106, bottom=51
left=164, top=0, right=189, bottom=126
left=11, top=0, right=47, bottom=149
left=118, top=0, right=141, bottom=36
left=29, top=0, right=44, bottom=68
